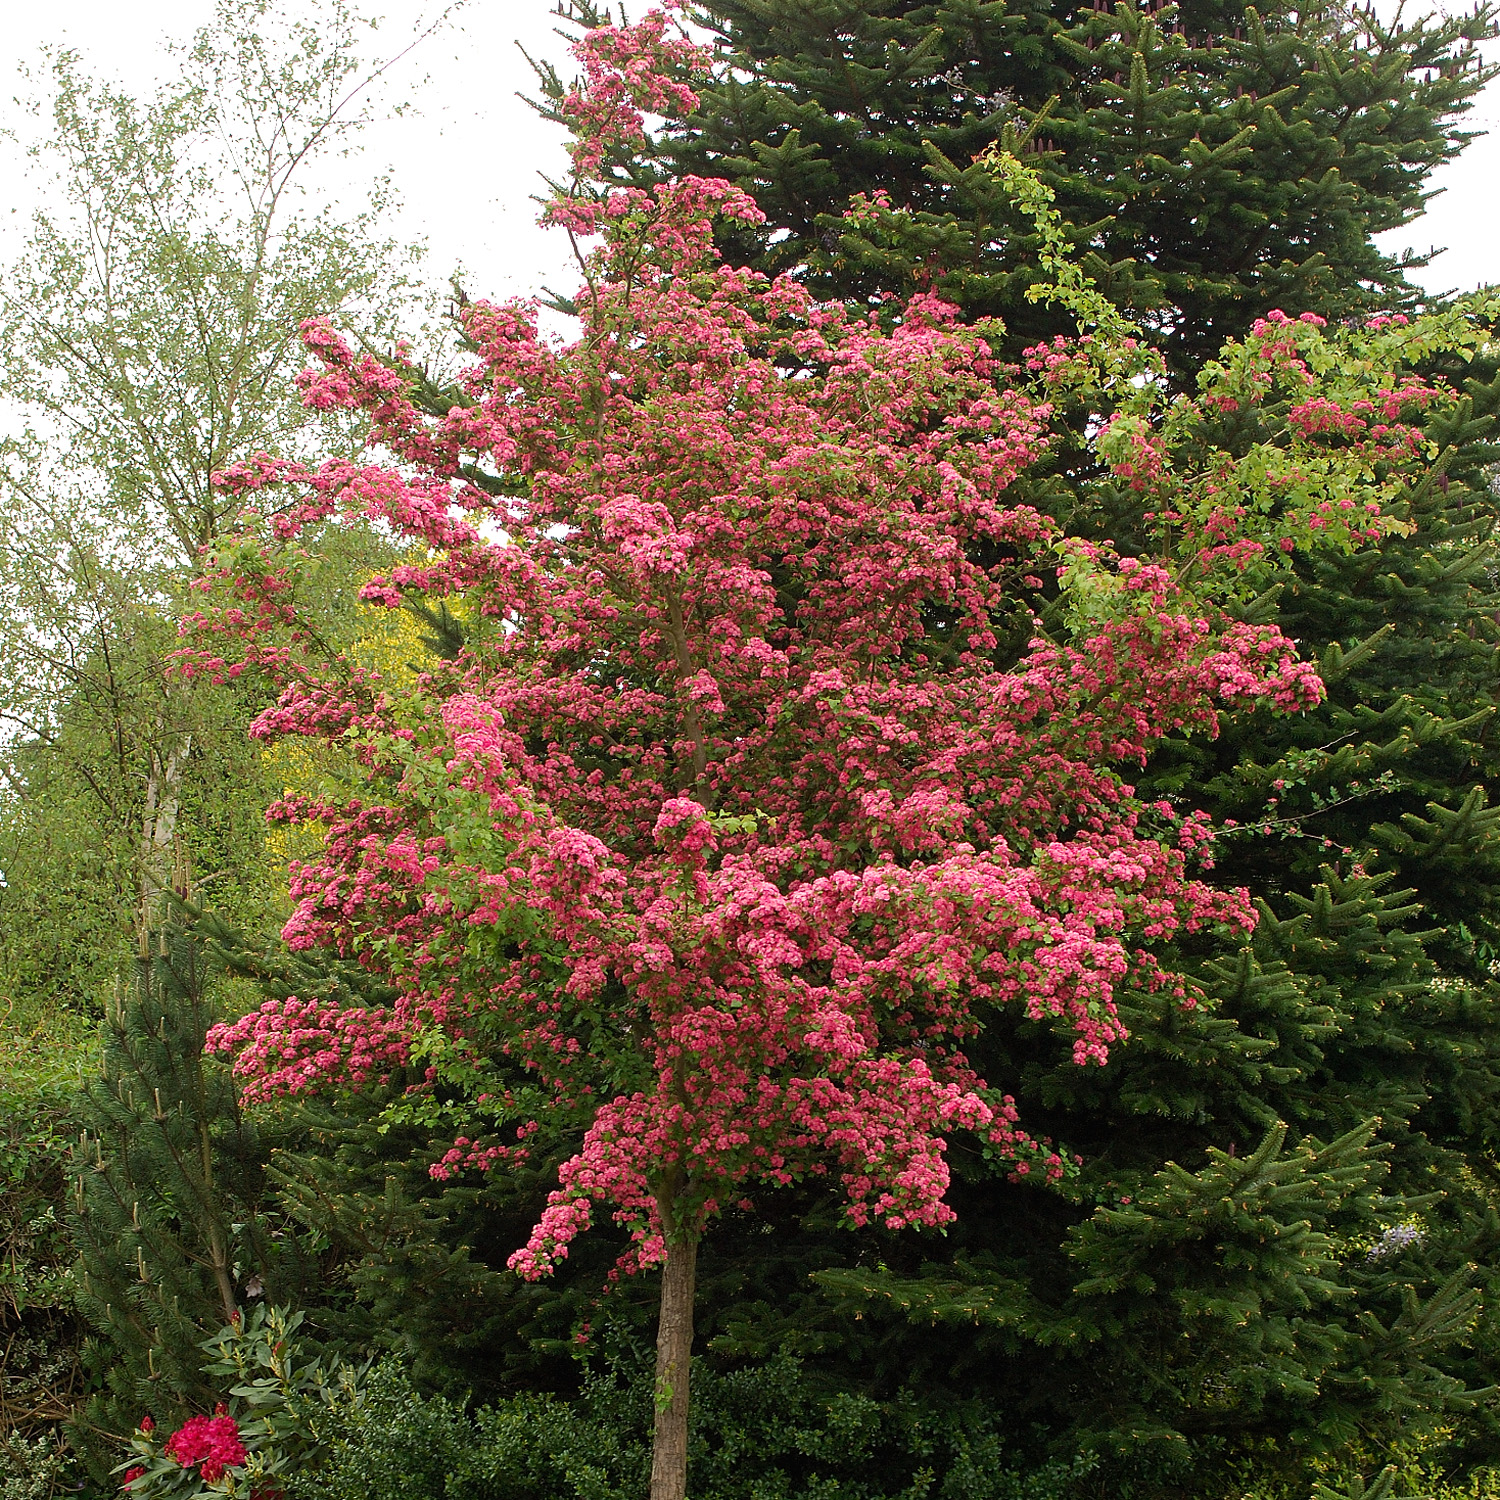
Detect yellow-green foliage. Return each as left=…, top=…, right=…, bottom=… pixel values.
left=1229, top=1435, right=1500, bottom=1500
left=261, top=597, right=446, bottom=901
left=0, top=994, right=95, bottom=1102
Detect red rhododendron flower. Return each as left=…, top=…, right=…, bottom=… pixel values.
left=165, top=1414, right=247, bottom=1479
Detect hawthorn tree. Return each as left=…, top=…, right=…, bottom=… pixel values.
left=192, top=13, right=1472, bottom=1499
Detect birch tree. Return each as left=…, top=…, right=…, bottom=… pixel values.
left=0, top=0, right=437, bottom=997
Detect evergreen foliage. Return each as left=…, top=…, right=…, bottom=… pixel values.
left=677, top=327, right=1500, bottom=1493
left=519, top=7, right=1500, bottom=1492
left=69, top=907, right=312, bottom=1459
left=1155, top=344, right=1500, bottom=1482
left=194, top=906, right=597, bottom=1403
left=547, top=0, right=1497, bottom=376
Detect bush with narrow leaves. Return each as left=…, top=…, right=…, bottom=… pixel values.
left=117, top=1306, right=362, bottom=1499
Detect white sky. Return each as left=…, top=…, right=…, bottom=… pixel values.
left=1, top=0, right=1497, bottom=310
left=0, top=0, right=582, bottom=309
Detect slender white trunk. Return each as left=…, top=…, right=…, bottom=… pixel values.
left=139, top=705, right=191, bottom=923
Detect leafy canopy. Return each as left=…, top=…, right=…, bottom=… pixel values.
left=194, top=8, right=1445, bottom=1287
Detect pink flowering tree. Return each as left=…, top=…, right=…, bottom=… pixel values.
left=184, top=13, right=1445, bottom=1499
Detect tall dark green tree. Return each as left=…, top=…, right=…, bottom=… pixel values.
left=541, top=0, right=1495, bottom=379
left=703, top=298, right=1500, bottom=1494
left=183, top=905, right=593, bottom=1405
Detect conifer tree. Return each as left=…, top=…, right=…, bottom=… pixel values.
left=522, top=8, right=1500, bottom=1488
left=193, top=905, right=603, bottom=1402
left=744, top=324, right=1500, bottom=1489
left=544, top=0, right=1497, bottom=379
left=68, top=899, right=311, bottom=1460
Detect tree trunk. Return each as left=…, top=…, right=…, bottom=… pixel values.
left=140, top=707, right=191, bottom=925
left=649, top=1234, right=698, bottom=1500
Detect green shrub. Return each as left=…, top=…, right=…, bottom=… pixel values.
left=291, top=1350, right=1094, bottom=1500
left=0, top=1080, right=85, bottom=1472
left=0, top=1433, right=69, bottom=1500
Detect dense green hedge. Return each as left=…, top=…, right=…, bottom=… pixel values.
left=0, top=1073, right=87, bottom=1499
left=288, top=1352, right=1093, bottom=1500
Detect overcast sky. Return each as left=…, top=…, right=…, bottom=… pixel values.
left=2, top=0, right=1497, bottom=311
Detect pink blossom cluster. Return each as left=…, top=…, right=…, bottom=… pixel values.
left=193, top=10, right=1356, bottom=1278
left=1202, top=621, right=1325, bottom=712
left=430, top=1131, right=533, bottom=1181
left=205, top=997, right=408, bottom=1103
left=1022, top=333, right=1097, bottom=383
left=1249, top=308, right=1328, bottom=336
left=551, top=6, right=704, bottom=181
